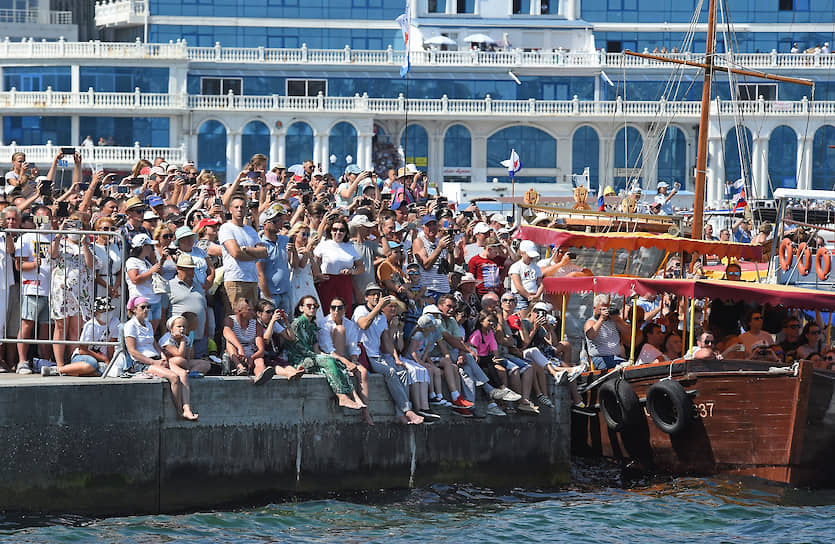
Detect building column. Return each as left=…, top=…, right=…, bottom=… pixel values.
left=706, top=135, right=724, bottom=204
left=313, top=131, right=323, bottom=172
left=471, top=134, right=487, bottom=184
left=599, top=136, right=614, bottom=190
left=71, top=116, right=80, bottom=146
left=427, top=129, right=443, bottom=185
left=226, top=130, right=240, bottom=182
left=642, top=132, right=659, bottom=190
left=752, top=135, right=769, bottom=199
left=357, top=132, right=374, bottom=171
left=556, top=136, right=570, bottom=184
left=797, top=135, right=813, bottom=191
left=531, top=0, right=541, bottom=15
left=70, top=65, right=80, bottom=93
left=270, top=128, right=286, bottom=168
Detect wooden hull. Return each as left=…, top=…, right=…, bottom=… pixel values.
left=573, top=359, right=835, bottom=487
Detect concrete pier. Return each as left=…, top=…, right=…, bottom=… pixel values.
left=0, top=375, right=571, bottom=515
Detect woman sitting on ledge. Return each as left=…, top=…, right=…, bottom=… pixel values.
left=285, top=295, right=366, bottom=410
left=124, top=296, right=199, bottom=421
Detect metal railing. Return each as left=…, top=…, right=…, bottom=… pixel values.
left=4, top=37, right=835, bottom=70
left=0, top=8, right=72, bottom=25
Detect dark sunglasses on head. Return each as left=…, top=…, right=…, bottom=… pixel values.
left=331, top=304, right=345, bottom=311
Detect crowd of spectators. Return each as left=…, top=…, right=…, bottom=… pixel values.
left=0, top=149, right=590, bottom=422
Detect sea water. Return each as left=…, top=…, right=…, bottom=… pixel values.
left=2, top=464, right=834, bottom=544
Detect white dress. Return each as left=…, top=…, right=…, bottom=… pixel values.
left=289, top=260, right=324, bottom=319
left=51, top=239, right=99, bottom=321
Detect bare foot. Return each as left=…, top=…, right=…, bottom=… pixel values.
left=182, top=405, right=199, bottom=421
left=405, top=410, right=424, bottom=424
left=337, top=395, right=362, bottom=410
left=362, top=408, right=375, bottom=426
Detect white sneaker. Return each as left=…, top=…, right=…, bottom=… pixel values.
left=41, top=366, right=60, bottom=377
left=486, top=403, right=507, bottom=417
left=16, top=362, right=32, bottom=375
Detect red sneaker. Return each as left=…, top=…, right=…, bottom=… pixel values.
left=452, top=407, right=473, bottom=418
left=452, top=397, right=474, bottom=408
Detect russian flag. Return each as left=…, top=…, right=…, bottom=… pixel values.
left=597, top=184, right=605, bottom=211
left=396, top=2, right=411, bottom=78
left=731, top=187, right=747, bottom=213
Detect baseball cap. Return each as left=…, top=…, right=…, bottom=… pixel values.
left=532, top=301, right=552, bottom=312
left=195, top=218, right=221, bottom=232
left=143, top=210, right=159, bottom=220
left=349, top=214, right=376, bottom=229
left=174, top=225, right=195, bottom=240
left=519, top=240, right=539, bottom=258
left=388, top=240, right=403, bottom=249
left=345, top=164, right=363, bottom=175
left=473, top=222, right=491, bottom=235
left=417, top=314, right=437, bottom=328
left=422, top=304, right=443, bottom=315
left=147, top=196, right=164, bottom=208
left=131, top=233, right=157, bottom=247
left=490, top=213, right=508, bottom=225
left=657, top=181, right=670, bottom=189
left=421, top=216, right=437, bottom=226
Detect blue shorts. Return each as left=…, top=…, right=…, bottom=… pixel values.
left=70, top=354, right=101, bottom=376
left=22, top=295, right=50, bottom=323
left=591, top=355, right=627, bottom=371
left=514, top=294, right=530, bottom=310
left=149, top=300, right=163, bottom=321
left=502, top=354, right=531, bottom=373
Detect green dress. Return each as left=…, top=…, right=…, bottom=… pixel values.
left=287, top=315, right=354, bottom=395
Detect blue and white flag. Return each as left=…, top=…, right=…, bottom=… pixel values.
left=395, top=2, right=411, bottom=78
left=597, top=183, right=605, bottom=211
left=500, top=149, right=522, bottom=179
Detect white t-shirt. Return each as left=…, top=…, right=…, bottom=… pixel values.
left=351, top=305, right=387, bottom=358
left=74, top=315, right=120, bottom=356
left=636, top=343, right=664, bottom=365
left=124, top=317, right=159, bottom=358
left=125, top=257, right=160, bottom=304
left=218, top=222, right=262, bottom=282
left=16, top=231, right=54, bottom=296
left=0, top=232, right=15, bottom=290
left=537, top=257, right=583, bottom=278
left=509, top=259, right=542, bottom=294
left=313, top=239, right=360, bottom=275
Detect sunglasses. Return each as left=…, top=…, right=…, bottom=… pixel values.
left=703, top=340, right=714, bottom=345
left=408, top=271, right=420, bottom=275
left=727, top=272, right=741, bottom=276
left=331, top=228, right=346, bottom=233
left=136, top=304, right=150, bottom=310
left=788, top=324, right=801, bottom=329
left=161, top=234, right=174, bottom=239
left=501, top=298, right=516, bottom=303
left=751, top=316, right=762, bottom=320
left=303, top=303, right=319, bottom=309
left=331, top=304, right=345, bottom=311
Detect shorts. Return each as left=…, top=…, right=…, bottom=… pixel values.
left=22, top=294, right=50, bottom=323
left=149, top=300, right=163, bottom=321
left=70, top=354, right=101, bottom=376
left=514, top=294, right=530, bottom=310
left=224, top=281, right=259, bottom=313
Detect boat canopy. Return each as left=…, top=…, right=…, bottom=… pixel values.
left=515, top=225, right=764, bottom=261
left=543, top=276, right=835, bottom=311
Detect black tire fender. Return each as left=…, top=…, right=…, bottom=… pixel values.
left=598, top=378, right=642, bottom=431
left=646, top=379, right=692, bottom=435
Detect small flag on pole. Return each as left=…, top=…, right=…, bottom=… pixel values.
left=597, top=184, right=605, bottom=211
left=728, top=178, right=747, bottom=212
left=395, top=2, right=411, bottom=78
left=500, top=149, right=522, bottom=179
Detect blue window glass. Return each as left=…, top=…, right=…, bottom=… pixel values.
left=444, top=125, right=471, bottom=168
left=286, top=122, right=314, bottom=164
left=768, top=126, right=797, bottom=193
left=487, top=126, right=556, bottom=170
left=724, top=126, right=752, bottom=186
left=3, top=67, right=71, bottom=92
left=79, top=67, right=169, bottom=93
left=812, top=125, right=835, bottom=191
left=79, top=117, right=169, bottom=147
left=329, top=121, right=358, bottom=174
left=572, top=126, right=599, bottom=189
left=241, top=121, right=270, bottom=168
left=3, top=116, right=71, bottom=146
left=614, top=126, right=643, bottom=193
left=198, top=120, right=227, bottom=174
left=401, top=124, right=429, bottom=168
left=657, top=126, right=687, bottom=190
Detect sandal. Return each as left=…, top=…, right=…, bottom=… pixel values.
left=234, top=365, right=249, bottom=376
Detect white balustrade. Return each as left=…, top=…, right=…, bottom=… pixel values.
left=0, top=142, right=187, bottom=166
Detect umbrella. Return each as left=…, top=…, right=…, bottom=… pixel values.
left=463, top=33, right=496, bottom=44
left=424, top=35, right=456, bottom=46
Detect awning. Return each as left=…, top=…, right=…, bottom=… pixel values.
left=515, top=225, right=764, bottom=261
left=543, top=276, right=835, bottom=311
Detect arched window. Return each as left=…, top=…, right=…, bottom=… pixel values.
left=614, top=126, right=643, bottom=193
left=444, top=125, right=471, bottom=168
left=487, top=126, right=556, bottom=168
left=768, top=126, right=797, bottom=192
left=657, top=126, right=687, bottom=189
left=241, top=120, right=270, bottom=169
left=571, top=126, right=599, bottom=189
left=400, top=124, right=428, bottom=168
left=286, top=122, right=314, bottom=166
left=812, top=125, right=835, bottom=191
left=724, top=126, right=752, bottom=185
left=329, top=122, right=358, bottom=175
left=197, top=120, right=226, bottom=175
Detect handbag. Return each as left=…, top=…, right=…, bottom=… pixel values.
left=151, top=272, right=170, bottom=295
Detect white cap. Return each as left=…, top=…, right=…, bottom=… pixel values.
left=143, top=210, right=159, bottom=220
left=657, top=181, right=670, bottom=189
left=490, top=213, right=508, bottom=225
left=422, top=304, right=443, bottom=315
left=348, top=214, right=376, bottom=228
left=131, top=233, right=158, bottom=247
left=532, top=301, right=552, bottom=312
left=519, top=240, right=539, bottom=258
left=473, top=222, right=491, bottom=235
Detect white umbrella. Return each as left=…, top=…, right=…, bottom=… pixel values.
left=463, top=33, right=496, bottom=44
left=424, top=35, right=456, bottom=46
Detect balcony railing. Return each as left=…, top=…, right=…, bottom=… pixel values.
left=0, top=8, right=72, bottom=25
left=95, top=0, right=146, bottom=27
left=0, top=88, right=824, bottom=118
left=4, top=38, right=835, bottom=70
left=0, top=141, right=186, bottom=166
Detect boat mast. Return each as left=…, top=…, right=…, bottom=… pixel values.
left=691, top=0, right=718, bottom=240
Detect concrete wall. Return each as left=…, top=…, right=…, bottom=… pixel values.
left=0, top=374, right=571, bottom=515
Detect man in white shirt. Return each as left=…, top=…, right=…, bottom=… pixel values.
left=509, top=240, right=543, bottom=311
left=654, top=181, right=680, bottom=215
left=219, top=194, right=267, bottom=312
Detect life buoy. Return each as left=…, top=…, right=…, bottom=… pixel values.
left=815, top=247, right=831, bottom=280
left=598, top=378, right=642, bottom=432
left=779, top=238, right=793, bottom=272
left=646, top=380, right=692, bottom=435
left=797, top=243, right=812, bottom=276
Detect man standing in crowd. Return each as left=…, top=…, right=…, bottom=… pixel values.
left=219, top=194, right=267, bottom=311
left=257, top=204, right=292, bottom=314
left=168, top=254, right=210, bottom=358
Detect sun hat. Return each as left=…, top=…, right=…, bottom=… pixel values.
left=459, top=273, right=478, bottom=284
left=364, top=282, right=383, bottom=294
left=174, top=225, right=195, bottom=241
left=175, top=254, right=196, bottom=268
left=422, top=304, right=443, bottom=315
left=125, top=196, right=145, bottom=210
left=490, top=213, right=508, bottom=225
left=349, top=214, right=376, bottom=229
left=143, top=210, right=159, bottom=220
left=93, top=297, right=115, bottom=313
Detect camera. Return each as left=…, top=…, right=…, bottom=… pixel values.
left=116, top=186, right=130, bottom=194
left=360, top=198, right=374, bottom=207
left=608, top=306, right=620, bottom=316
left=567, top=251, right=577, bottom=260
left=246, top=171, right=260, bottom=180
left=78, top=183, right=90, bottom=191
left=60, top=147, right=75, bottom=155
left=126, top=177, right=143, bottom=186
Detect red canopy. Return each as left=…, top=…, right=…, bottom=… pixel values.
left=515, top=225, right=764, bottom=261
left=543, top=276, right=835, bottom=311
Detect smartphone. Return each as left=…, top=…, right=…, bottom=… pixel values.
left=56, top=201, right=70, bottom=218
left=214, top=198, right=223, bottom=206
left=39, top=179, right=53, bottom=196
left=116, top=186, right=130, bottom=194
left=60, top=147, right=75, bottom=155
left=126, top=177, right=143, bottom=186
left=78, top=183, right=90, bottom=191
left=247, top=171, right=260, bottom=180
